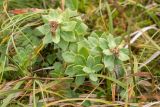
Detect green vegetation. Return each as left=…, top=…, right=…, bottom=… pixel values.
left=0, top=0, right=160, bottom=106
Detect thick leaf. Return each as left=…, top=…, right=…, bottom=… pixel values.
left=65, top=64, right=75, bottom=77
left=120, top=48, right=129, bottom=55
left=99, top=38, right=108, bottom=50
left=52, top=28, right=61, bottom=43
left=74, top=54, right=86, bottom=65
left=75, top=23, right=88, bottom=35
left=69, top=43, right=78, bottom=53
left=42, top=9, right=61, bottom=23
left=62, top=51, right=75, bottom=63
left=78, top=47, right=89, bottom=58
left=57, top=38, right=69, bottom=51
left=118, top=51, right=129, bottom=61
left=103, top=49, right=112, bottom=55
left=61, top=9, right=78, bottom=21
left=36, top=24, right=50, bottom=34
left=90, top=47, right=102, bottom=55
left=78, top=39, right=90, bottom=51
left=89, top=73, right=98, bottom=81
left=49, top=9, right=60, bottom=19
left=94, top=55, right=102, bottom=64
left=75, top=76, right=85, bottom=86
left=90, top=32, right=99, bottom=39
left=86, top=55, right=95, bottom=68
left=103, top=55, right=115, bottom=71
left=61, top=21, right=77, bottom=31
left=114, top=58, right=122, bottom=65
left=82, top=100, right=92, bottom=107
left=53, top=62, right=63, bottom=71
left=42, top=15, right=53, bottom=23
left=83, top=66, right=94, bottom=74
left=37, top=24, right=60, bottom=44
left=93, top=64, right=103, bottom=72
left=67, top=8, right=78, bottom=17
left=115, top=36, right=122, bottom=45
left=61, top=31, right=76, bottom=42
left=46, top=54, right=56, bottom=64
left=73, top=65, right=83, bottom=74
left=42, top=32, right=53, bottom=44
left=88, top=37, right=99, bottom=47
left=107, top=34, right=116, bottom=49
left=50, top=69, right=63, bottom=78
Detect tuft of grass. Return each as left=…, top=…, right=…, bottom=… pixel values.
left=0, top=0, right=160, bottom=106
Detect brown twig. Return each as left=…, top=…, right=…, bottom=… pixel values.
left=61, top=0, right=65, bottom=11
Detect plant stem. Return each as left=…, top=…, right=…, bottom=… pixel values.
left=61, top=0, right=65, bottom=11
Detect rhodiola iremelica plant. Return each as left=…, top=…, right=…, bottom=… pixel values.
left=37, top=8, right=129, bottom=86
left=37, top=8, right=88, bottom=45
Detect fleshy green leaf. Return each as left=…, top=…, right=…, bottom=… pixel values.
left=74, top=54, right=86, bottom=65
left=49, top=9, right=60, bottom=19
left=103, top=49, right=112, bottom=55
left=82, top=100, right=92, bottom=107
left=93, top=64, right=103, bottom=72
left=89, top=73, right=98, bottom=81
left=115, top=36, right=122, bottom=45
left=118, top=51, right=129, bottom=61
left=78, top=47, right=89, bottom=58
left=42, top=9, right=61, bottom=22
left=114, top=59, right=122, bottom=65
left=52, top=28, right=61, bottom=43
left=46, top=54, right=56, bottom=64
left=99, top=38, right=108, bottom=50
left=103, top=55, right=115, bottom=71
left=61, top=31, right=76, bottom=42
left=63, top=8, right=78, bottom=18
left=62, top=51, right=75, bottom=63
left=61, top=21, right=77, bottom=31
left=42, top=15, right=53, bottom=23
left=53, top=62, right=63, bottom=71
left=65, top=64, right=75, bottom=77
left=75, top=23, right=88, bottom=35
left=36, top=24, right=50, bottom=34
left=57, top=38, right=69, bottom=51
left=75, top=76, right=85, bottom=86
left=73, top=65, right=83, bottom=74
left=37, top=24, right=60, bottom=44
left=83, top=66, right=94, bottom=74
left=86, top=55, right=95, bottom=68
left=42, top=32, right=53, bottom=44
left=90, top=47, right=101, bottom=55
left=78, top=39, right=90, bottom=51
left=94, top=55, right=102, bottom=64
left=120, top=48, right=129, bottom=55
left=107, top=34, right=116, bottom=49
left=69, top=43, right=78, bottom=53
left=88, top=37, right=99, bottom=47
left=90, top=32, right=99, bottom=39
